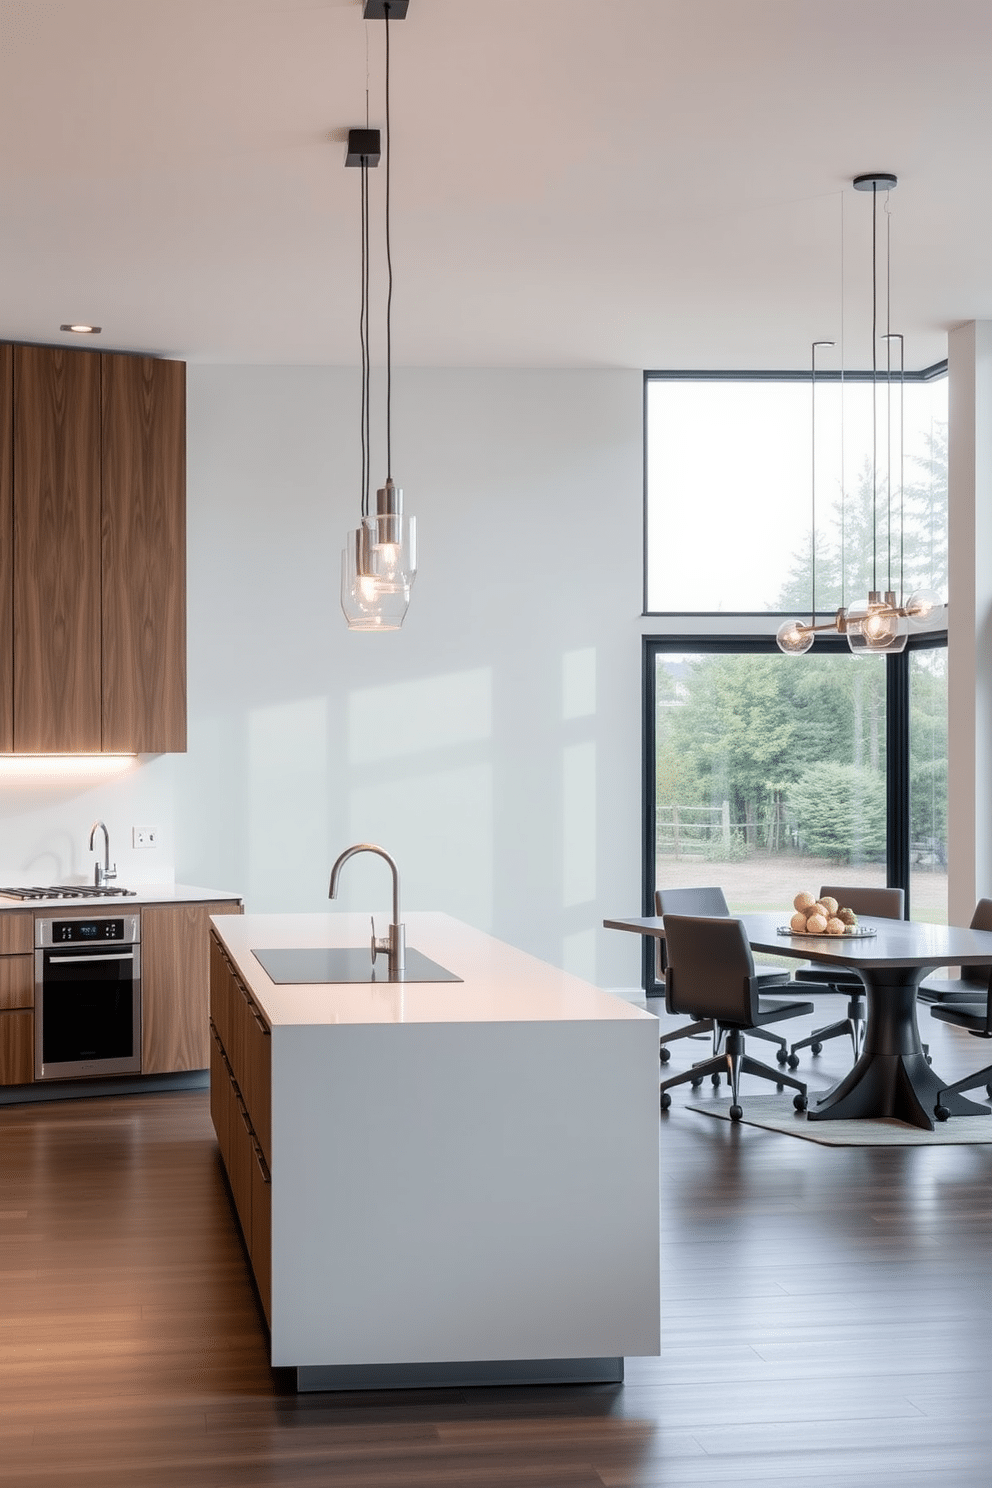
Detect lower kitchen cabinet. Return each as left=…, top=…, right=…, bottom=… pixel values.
left=141, top=901, right=242, bottom=1074
left=0, top=912, right=33, bottom=1084
left=0, top=955, right=33, bottom=1009
left=209, top=934, right=272, bottom=1322
left=0, top=1010, right=32, bottom=1085
left=0, top=899, right=242, bottom=1087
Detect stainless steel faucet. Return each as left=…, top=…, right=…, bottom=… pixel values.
left=328, top=843, right=406, bottom=973
left=88, top=820, right=117, bottom=889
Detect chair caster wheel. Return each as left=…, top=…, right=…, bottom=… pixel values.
left=811, top=1041, right=823, bottom=1055
left=711, top=1073, right=721, bottom=1087
left=660, top=1046, right=671, bottom=1063
left=787, top=1053, right=800, bottom=1070
left=793, top=1093, right=808, bottom=1112
left=935, top=1104, right=950, bottom=1122
left=775, top=1047, right=788, bottom=1065
left=776, top=1082, right=784, bottom=1092
left=729, top=1104, right=743, bottom=1122
left=690, top=1077, right=703, bottom=1089
left=986, top=1085, right=992, bottom=1101
left=926, top=1054, right=933, bottom=1066
left=660, top=1091, right=672, bottom=1111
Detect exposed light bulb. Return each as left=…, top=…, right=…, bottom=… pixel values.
left=905, top=588, right=942, bottom=628
left=341, top=524, right=411, bottom=631
left=846, top=593, right=907, bottom=654
left=776, top=620, right=814, bottom=655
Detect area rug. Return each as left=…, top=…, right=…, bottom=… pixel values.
left=685, top=1094, right=992, bottom=1145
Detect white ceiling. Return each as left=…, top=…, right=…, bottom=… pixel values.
left=1, top=0, right=990, bottom=369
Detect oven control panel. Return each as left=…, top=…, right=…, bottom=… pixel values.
left=35, top=915, right=140, bottom=947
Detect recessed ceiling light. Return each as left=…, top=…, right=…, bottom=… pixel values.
left=59, top=323, right=102, bottom=334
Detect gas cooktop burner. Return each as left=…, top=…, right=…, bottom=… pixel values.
left=0, top=885, right=138, bottom=901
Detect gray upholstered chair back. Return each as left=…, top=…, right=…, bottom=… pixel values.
left=961, top=898, right=992, bottom=984
left=662, top=914, right=758, bottom=1027
left=654, top=887, right=730, bottom=982
left=819, top=885, right=904, bottom=920
left=655, top=886, right=730, bottom=918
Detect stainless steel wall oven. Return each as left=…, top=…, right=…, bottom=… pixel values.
left=34, top=915, right=141, bottom=1080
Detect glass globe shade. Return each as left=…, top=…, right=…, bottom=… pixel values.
left=905, top=588, right=943, bottom=628
left=776, top=619, right=814, bottom=655
left=846, top=596, right=907, bottom=655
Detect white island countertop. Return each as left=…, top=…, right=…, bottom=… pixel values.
left=219, top=910, right=652, bottom=1030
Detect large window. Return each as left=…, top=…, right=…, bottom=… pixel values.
left=653, top=644, right=886, bottom=910
left=642, top=369, right=948, bottom=988
left=644, top=636, right=947, bottom=979
left=645, top=371, right=948, bottom=616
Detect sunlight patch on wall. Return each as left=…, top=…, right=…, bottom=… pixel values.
left=563, top=648, right=596, bottom=719
left=563, top=741, right=596, bottom=908
left=249, top=697, right=327, bottom=906
left=348, top=669, right=493, bottom=763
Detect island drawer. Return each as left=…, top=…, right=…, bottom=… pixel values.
left=209, top=1019, right=271, bottom=1324
left=210, top=932, right=270, bottom=1160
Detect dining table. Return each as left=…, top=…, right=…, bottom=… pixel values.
left=604, top=910, right=992, bottom=1131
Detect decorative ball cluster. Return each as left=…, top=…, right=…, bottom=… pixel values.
left=789, top=892, right=858, bottom=937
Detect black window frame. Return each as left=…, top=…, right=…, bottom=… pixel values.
left=641, top=630, right=948, bottom=993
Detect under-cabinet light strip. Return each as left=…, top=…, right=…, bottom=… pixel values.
left=0, top=755, right=136, bottom=779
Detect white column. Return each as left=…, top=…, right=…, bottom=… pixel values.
left=947, top=322, right=992, bottom=923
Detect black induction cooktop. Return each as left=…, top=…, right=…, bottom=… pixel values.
left=251, top=946, right=462, bottom=985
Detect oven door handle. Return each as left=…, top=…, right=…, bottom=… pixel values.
left=47, top=951, right=136, bottom=964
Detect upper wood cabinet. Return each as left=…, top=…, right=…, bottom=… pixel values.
left=2, top=343, right=186, bottom=754
left=0, top=346, right=12, bottom=751
left=102, top=355, right=186, bottom=752
left=13, top=345, right=103, bottom=751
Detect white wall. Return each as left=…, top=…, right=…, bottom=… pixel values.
left=947, top=322, right=992, bottom=923
left=171, top=365, right=646, bottom=987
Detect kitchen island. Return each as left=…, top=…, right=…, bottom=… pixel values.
left=209, top=911, right=660, bottom=1392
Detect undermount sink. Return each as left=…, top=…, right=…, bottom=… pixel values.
left=251, top=946, right=462, bottom=986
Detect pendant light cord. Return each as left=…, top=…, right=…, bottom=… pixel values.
left=899, top=331, right=905, bottom=604
left=886, top=200, right=892, bottom=594
left=870, top=182, right=878, bottom=595
left=384, top=1, right=393, bottom=480
left=360, top=158, right=371, bottom=519
left=811, top=343, right=817, bottom=627
left=840, top=189, right=846, bottom=613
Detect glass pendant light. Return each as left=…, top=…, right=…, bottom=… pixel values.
left=777, top=341, right=834, bottom=655
left=782, top=176, right=941, bottom=657
left=341, top=1, right=415, bottom=632
left=905, top=588, right=942, bottom=627
left=846, top=174, right=908, bottom=656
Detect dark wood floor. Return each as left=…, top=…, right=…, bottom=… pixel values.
left=2, top=1003, right=991, bottom=1487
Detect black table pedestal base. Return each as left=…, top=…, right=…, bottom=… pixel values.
left=807, top=970, right=991, bottom=1130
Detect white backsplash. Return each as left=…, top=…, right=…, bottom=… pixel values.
left=0, top=754, right=177, bottom=887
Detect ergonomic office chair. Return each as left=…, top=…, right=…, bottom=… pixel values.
left=658, top=914, right=811, bottom=1121
left=655, top=886, right=793, bottom=1072
left=930, top=971, right=992, bottom=1121
left=918, top=898, right=992, bottom=1004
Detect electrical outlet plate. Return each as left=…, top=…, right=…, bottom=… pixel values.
left=132, top=826, right=158, bottom=849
